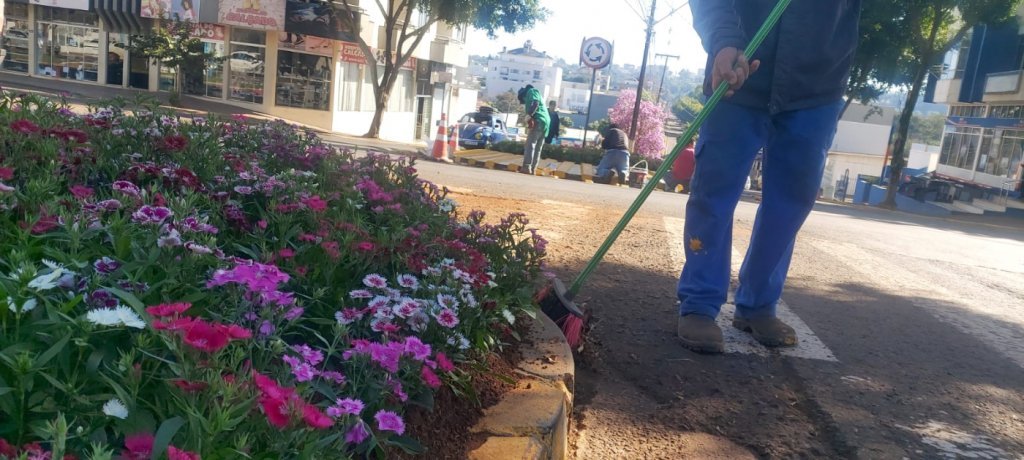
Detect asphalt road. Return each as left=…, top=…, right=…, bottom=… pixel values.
left=414, top=159, right=1024, bottom=459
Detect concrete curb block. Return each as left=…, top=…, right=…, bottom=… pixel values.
left=468, top=314, right=575, bottom=460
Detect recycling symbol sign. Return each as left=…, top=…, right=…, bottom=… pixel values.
left=580, top=37, right=613, bottom=70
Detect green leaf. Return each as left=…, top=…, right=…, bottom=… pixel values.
left=150, top=416, right=185, bottom=460
left=106, top=287, right=145, bottom=312
left=32, top=335, right=70, bottom=371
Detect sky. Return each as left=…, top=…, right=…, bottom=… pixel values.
left=464, top=0, right=707, bottom=72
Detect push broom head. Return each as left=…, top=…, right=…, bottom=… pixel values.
left=537, top=277, right=586, bottom=349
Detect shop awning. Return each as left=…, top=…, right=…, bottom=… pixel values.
left=96, top=0, right=150, bottom=34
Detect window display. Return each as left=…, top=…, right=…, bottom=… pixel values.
left=275, top=50, right=331, bottom=111
left=34, top=7, right=101, bottom=82
left=1, top=4, right=30, bottom=73
left=229, top=28, right=265, bottom=104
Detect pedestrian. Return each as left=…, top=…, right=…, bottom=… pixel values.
left=676, top=0, right=861, bottom=353
left=669, top=138, right=696, bottom=193
left=594, top=123, right=630, bottom=185
left=546, top=101, right=561, bottom=145
left=518, top=85, right=550, bottom=175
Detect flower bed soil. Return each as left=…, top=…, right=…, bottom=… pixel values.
left=398, top=348, right=521, bottom=459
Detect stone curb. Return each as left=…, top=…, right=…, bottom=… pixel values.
left=468, top=314, right=575, bottom=460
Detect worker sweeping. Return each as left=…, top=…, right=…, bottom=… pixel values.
left=676, top=0, right=861, bottom=353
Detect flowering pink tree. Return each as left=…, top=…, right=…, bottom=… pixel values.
left=607, top=90, right=668, bottom=159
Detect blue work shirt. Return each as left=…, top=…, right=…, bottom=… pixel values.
left=691, top=0, right=861, bottom=114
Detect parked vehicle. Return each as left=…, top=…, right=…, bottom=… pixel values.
left=457, top=107, right=509, bottom=149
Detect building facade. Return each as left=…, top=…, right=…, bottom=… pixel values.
left=927, top=6, right=1024, bottom=195
left=483, top=40, right=561, bottom=104
left=558, top=80, right=590, bottom=113
left=0, top=0, right=470, bottom=143
left=821, top=103, right=898, bottom=200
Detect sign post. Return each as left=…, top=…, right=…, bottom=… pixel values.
left=579, top=37, right=613, bottom=149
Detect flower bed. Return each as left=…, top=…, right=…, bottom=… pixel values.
left=0, top=92, right=547, bottom=459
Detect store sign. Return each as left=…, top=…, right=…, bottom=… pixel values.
left=283, top=0, right=357, bottom=42
left=338, top=42, right=414, bottom=70
left=192, top=23, right=225, bottom=41
left=29, top=0, right=90, bottom=11
left=218, top=0, right=285, bottom=30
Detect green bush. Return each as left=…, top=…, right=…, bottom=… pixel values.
left=489, top=141, right=605, bottom=166
left=489, top=141, right=667, bottom=172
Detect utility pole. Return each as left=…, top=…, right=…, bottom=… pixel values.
left=628, top=0, right=689, bottom=145
left=628, top=0, right=656, bottom=144
left=655, top=53, right=679, bottom=104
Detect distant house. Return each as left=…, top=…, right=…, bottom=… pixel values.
left=483, top=41, right=562, bottom=104
left=820, top=103, right=898, bottom=200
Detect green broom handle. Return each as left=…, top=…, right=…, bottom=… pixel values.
left=567, top=0, right=793, bottom=298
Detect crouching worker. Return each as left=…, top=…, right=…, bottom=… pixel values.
left=595, top=123, right=631, bottom=185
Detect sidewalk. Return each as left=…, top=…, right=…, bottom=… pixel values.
left=0, top=73, right=425, bottom=155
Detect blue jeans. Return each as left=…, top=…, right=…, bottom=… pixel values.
left=677, top=100, right=843, bottom=319
left=596, top=149, right=630, bottom=178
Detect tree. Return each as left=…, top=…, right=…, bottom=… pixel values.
left=671, top=96, right=704, bottom=124
left=843, top=0, right=916, bottom=115
left=559, top=115, right=572, bottom=136
left=489, top=90, right=519, bottom=117
left=335, top=0, right=547, bottom=138
left=880, top=0, right=1021, bottom=209
left=608, top=89, right=667, bottom=159
left=129, top=20, right=218, bottom=106
left=908, top=113, right=946, bottom=145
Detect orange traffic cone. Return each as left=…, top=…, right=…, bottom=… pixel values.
left=431, top=114, right=452, bottom=163
left=448, top=123, right=459, bottom=158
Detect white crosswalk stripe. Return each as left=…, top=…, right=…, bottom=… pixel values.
left=664, top=217, right=838, bottom=361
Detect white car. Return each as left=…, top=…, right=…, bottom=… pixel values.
left=230, top=51, right=263, bottom=73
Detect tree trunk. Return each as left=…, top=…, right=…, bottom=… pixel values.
left=367, top=99, right=387, bottom=138
left=880, top=9, right=943, bottom=209
left=839, top=97, right=855, bottom=119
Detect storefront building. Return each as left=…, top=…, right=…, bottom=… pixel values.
left=927, top=6, right=1024, bottom=196
left=0, top=0, right=470, bottom=143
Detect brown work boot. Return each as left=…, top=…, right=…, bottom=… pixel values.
left=677, top=315, right=724, bottom=354
left=732, top=316, right=797, bottom=347
left=608, top=170, right=620, bottom=186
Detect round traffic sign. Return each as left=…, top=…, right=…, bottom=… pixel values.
left=580, top=37, right=613, bottom=70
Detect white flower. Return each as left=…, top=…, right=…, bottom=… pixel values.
left=102, top=398, right=129, bottom=419
left=7, top=296, right=37, bottom=314
left=28, top=269, right=64, bottom=291
left=437, top=198, right=457, bottom=213
left=116, top=306, right=146, bottom=329
left=86, top=306, right=145, bottom=329
left=501, top=309, right=516, bottom=325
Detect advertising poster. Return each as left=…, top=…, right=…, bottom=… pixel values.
left=218, top=0, right=285, bottom=30
left=278, top=31, right=331, bottom=56
left=192, top=23, right=226, bottom=41
left=141, top=0, right=202, bottom=20
left=284, top=0, right=357, bottom=42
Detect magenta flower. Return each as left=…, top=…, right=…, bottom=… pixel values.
left=292, top=344, right=324, bottom=365
left=393, top=299, right=420, bottom=318
left=131, top=205, right=173, bottom=225
left=112, top=180, right=141, bottom=197
left=403, top=336, right=432, bottom=361
left=70, top=185, right=94, bottom=200
left=184, top=241, right=214, bottom=255
left=362, top=273, right=387, bottom=288
left=368, top=342, right=402, bottom=373
left=98, top=199, right=123, bottom=211
left=321, top=371, right=346, bottom=385
left=258, top=320, right=276, bottom=336
left=282, top=355, right=317, bottom=382
left=608, top=89, right=668, bottom=158
left=345, top=422, right=370, bottom=444
left=301, top=195, right=328, bottom=212
left=335, top=308, right=364, bottom=325
left=328, top=397, right=364, bottom=418
left=158, top=230, right=182, bottom=248
left=234, top=186, right=253, bottom=195
left=283, top=306, right=304, bottom=320
left=349, top=289, right=373, bottom=299
left=93, top=256, right=121, bottom=275
left=397, top=274, right=419, bottom=289
left=374, top=410, right=406, bottom=435
left=434, top=308, right=460, bottom=328
left=9, top=119, right=40, bottom=134
left=146, top=302, right=191, bottom=317
left=421, top=365, right=442, bottom=389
